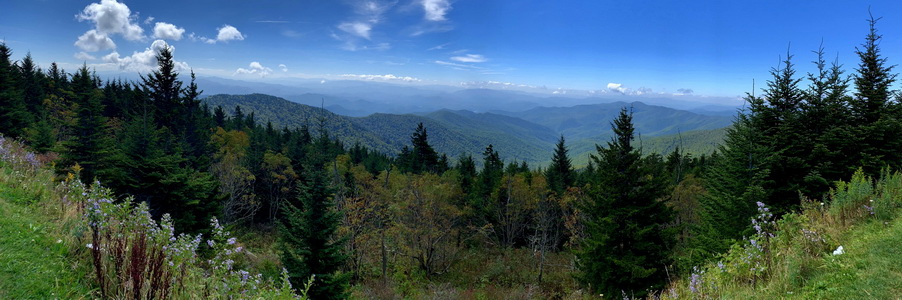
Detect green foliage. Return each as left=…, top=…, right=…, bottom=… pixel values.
left=665, top=168, right=902, bottom=299
left=578, top=107, right=675, bottom=297
left=690, top=113, right=772, bottom=268
left=396, top=122, right=448, bottom=174
left=279, top=146, right=350, bottom=299
left=545, top=135, right=574, bottom=196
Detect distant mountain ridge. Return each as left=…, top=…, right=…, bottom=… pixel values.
left=203, top=93, right=732, bottom=166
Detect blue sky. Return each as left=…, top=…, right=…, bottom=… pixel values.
left=2, top=0, right=901, bottom=100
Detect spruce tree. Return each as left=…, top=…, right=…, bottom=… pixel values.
left=690, top=112, right=771, bottom=267
left=545, top=135, right=574, bottom=196
left=849, top=15, right=901, bottom=174
left=63, top=65, right=117, bottom=181
left=578, top=107, right=674, bottom=297
left=279, top=135, right=349, bottom=299
left=0, top=43, right=31, bottom=138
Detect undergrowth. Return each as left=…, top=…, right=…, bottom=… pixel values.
left=663, top=168, right=902, bottom=299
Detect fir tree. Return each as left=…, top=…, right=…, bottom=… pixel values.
left=851, top=15, right=896, bottom=124
left=279, top=135, right=349, bottom=299
left=578, top=107, right=674, bottom=297
left=545, top=135, right=574, bottom=196
left=0, top=43, right=32, bottom=138
left=690, top=112, right=771, bottom=267
left=63, top=65, right=117, bottom=181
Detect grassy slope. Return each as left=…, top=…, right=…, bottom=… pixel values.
left=666, top=171, right=902, bottom=299
left=0, top=178, right=93, bottom=299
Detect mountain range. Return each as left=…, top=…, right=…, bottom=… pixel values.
left=203, top=93, right=733, bottom=167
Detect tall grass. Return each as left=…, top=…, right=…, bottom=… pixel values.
left=662, top=167, right=902, bottom=299
left=0, top=135, right=311, bottom=299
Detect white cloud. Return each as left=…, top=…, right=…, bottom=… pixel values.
left=153, top=22, right=185, bottom=41
left=607, top=83, right=628, bottom=94
left=677, top=88, right=694, bottom=95
left=143, top=16, right=155, bottom=25
left=427, top=43, right=449, bottom=51
left=333, top=1, right=394, bottom=50
left=278, top=64, right=288, bottom=72
left=102, top=39, right=189, bottom=72
left=74, top=52, right=97, bottom=60
left=450, top=54, right=487, bottom=63
left=216, top=25, right=245, bottom=42
left=340, top=74, right=421, bottom=82
left=422, top=0, right=451, bottom=21
left=338, top=22, right=372, bottom=39
left=76, top=0, right=144, bottom=41
left=234, top=61, right=273, bottom=77
left=74, top=30, right=116, bottom=52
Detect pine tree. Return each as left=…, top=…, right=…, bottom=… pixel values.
left=849, top=15, right=901, bottom=174
left=0, top=43, right=32, bottom=138
left=279, top=135, right=349, bottom=299
left=545, top=135, right=574, bottom=196
left=63, top=65, right=117, bottom=181
left=690, top=112, right=771, bottom=267
left=397, top=122, right=445, bottom=174
left=851, top=15, right=896, bottom=124
left=578, top=107, right=674, bottom=297
left=140, top=47, right=184, bottom=131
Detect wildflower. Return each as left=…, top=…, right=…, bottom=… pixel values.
left=833, top=245, right=844, bottom=255
left=227, top=237, right=237, bottom=245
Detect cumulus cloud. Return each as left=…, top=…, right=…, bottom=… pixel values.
left=606, top=83, right=625, bottom=93
left=677, top=88, right=694, bottom=95
left=450, top=54, right=487, bottom=63
left=340, top=74, right=421, bottom=82
left=422, top=0, right=451, bottom=21
left=338, top=22, right=372, bottom=39
left=153, top=22, right=185, bottom=41
left=197, top=25, right=245, bottom=44
left=102, top=39, right=188, bottom=72
left=74, top=52, right=97, bottom=61
left=143, top=16, right=155, bottom=25
left=216, top=25, right=245, bottom=42
left=76, top=0, right=144, bottom=42
left=75, top=30, right=116, bottom=52
left=234, top=62, right=273, bottom=77
left=278, top=64, right=288, bottom=72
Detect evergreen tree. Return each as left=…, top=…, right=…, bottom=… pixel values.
left=849, top=15, right=901, bottom=174
left=690, top=112, right=771, bottom=267
left=63, top=65, right=117, bottom=181
left=851, top=15, right=896, bottom=124
left=545, top=135, right=574, bottom=196
left=578, top=107, right=674, bottom=297
left=279, top=135, right=349, bottom=299
left=140, top=47, right=184, bottom=131
left=0, top=43, right=31, bottom=138
left=397, top=123, right=446, bottom=174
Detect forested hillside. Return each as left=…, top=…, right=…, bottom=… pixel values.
left=0, top=14, right=901, bottom=300
left=204, top=93, right=729, bottom=165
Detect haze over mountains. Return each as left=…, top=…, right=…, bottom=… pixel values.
left=203, top=92, right=733, bottom=166
left=193, top=75, right=743, bottom=117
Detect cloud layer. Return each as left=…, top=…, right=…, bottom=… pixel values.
left=235, top=62, right=273, bottom=77
left=340, top=74, right=421, bottom=82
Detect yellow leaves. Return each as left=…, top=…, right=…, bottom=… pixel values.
left=209, top=127, right=250, bottom=161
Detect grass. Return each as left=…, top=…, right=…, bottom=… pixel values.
left=664, top=169, right=902, bottom=299
left=0, top=181, right=94, bottom=299
left=798, top=218, right=902, bottom=298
